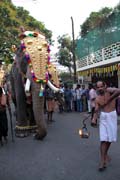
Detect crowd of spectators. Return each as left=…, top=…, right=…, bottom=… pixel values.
left=58, top=83, right=96, bottom=114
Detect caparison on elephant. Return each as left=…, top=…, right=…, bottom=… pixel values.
left=10, top=31, right=60, bottom=140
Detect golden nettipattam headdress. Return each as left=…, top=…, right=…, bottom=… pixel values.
left=0, top=68, right=5, bottom=85
left=48, top=63, right=59, bottom=87
left=20, top=31, right=50, bottom=83
left=19, top=31, right=60, bottom=94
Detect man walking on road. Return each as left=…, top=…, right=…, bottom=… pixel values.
left=92, top=81, right=120, bottom=171
left=89, top=83, right=97, bottom=124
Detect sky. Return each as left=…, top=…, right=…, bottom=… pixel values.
left=12, top=0, right=120, bottom=52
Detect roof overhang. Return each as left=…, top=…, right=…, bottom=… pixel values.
left=77, top=56, right=120, bottom=72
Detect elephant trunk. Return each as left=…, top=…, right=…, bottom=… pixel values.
left=32, top=82, right=47, bottom=140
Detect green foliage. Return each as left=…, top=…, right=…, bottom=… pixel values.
left=57, top=34, right=73, bottom=75
left=59, top=72, right=74, bottom=86
left=80, top=7, right=112, bottom=37
left=77, top=4, right=120, bottom=58
left=0, top=1, right=52, bottom=64
left=58, top=48, right=71, bottom=67
left=57, top=34, right=72, bottom=49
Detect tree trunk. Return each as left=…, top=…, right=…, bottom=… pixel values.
left=68, top=66, right=72, bottom=78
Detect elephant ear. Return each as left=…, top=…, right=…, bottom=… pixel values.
left=15, top=47, right=27, bottom=75
left=23, top=36, right=48, bottom=81
left=20, top=55, right=28, bottom=75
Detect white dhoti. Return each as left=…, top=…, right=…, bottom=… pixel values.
left=99, top=110, right=117, bottom=142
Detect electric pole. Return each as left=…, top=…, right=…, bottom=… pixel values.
left=71, top=16, right=77, bottom=83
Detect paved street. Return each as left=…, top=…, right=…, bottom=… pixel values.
left=0, top=110, right=120, bottom=180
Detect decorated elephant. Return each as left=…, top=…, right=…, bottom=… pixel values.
left=10, top=31, right=60, bottom=140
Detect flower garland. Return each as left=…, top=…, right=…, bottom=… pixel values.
left=20, top=31, right=51, bottom=84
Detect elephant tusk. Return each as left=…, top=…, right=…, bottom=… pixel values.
left=47, top=80, right=60, bottom=92
left=25, top=78, right=31, bottom=92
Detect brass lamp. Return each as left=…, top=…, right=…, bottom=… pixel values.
left=79, top=115, right=90, bottom=138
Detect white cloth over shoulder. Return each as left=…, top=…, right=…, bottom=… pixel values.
left=99, top=110, right=117, bottom=142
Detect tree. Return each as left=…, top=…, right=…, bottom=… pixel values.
left=0, top=0, right=53, bottom=64
left=57, top=34, right=73, bottom=77
left=80, top=7, right=112, bottom=37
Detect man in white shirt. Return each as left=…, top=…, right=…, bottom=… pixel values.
left=89, top=83, right=97, bottom=125
left=76, top=84, right=83, bottom=112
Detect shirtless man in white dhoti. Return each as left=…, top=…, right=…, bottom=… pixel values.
left=92, top=81, right=120, bottom=171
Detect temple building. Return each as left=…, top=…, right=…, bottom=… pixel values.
left=76, top=7, right=120, bottom=87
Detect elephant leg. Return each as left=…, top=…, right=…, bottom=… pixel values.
left=26, top=103, right=36, bottom=133
left=14, top=74, right=30, bottom=138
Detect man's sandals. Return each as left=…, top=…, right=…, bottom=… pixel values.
left=98, top=156, right=111, bottom=172
left=98, top=163, right=107, bottom=172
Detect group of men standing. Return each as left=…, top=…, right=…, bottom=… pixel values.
left=62, top=83, right=96, bottom=115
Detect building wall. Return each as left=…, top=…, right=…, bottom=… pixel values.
left=76, top=41, right=120, bottom=87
